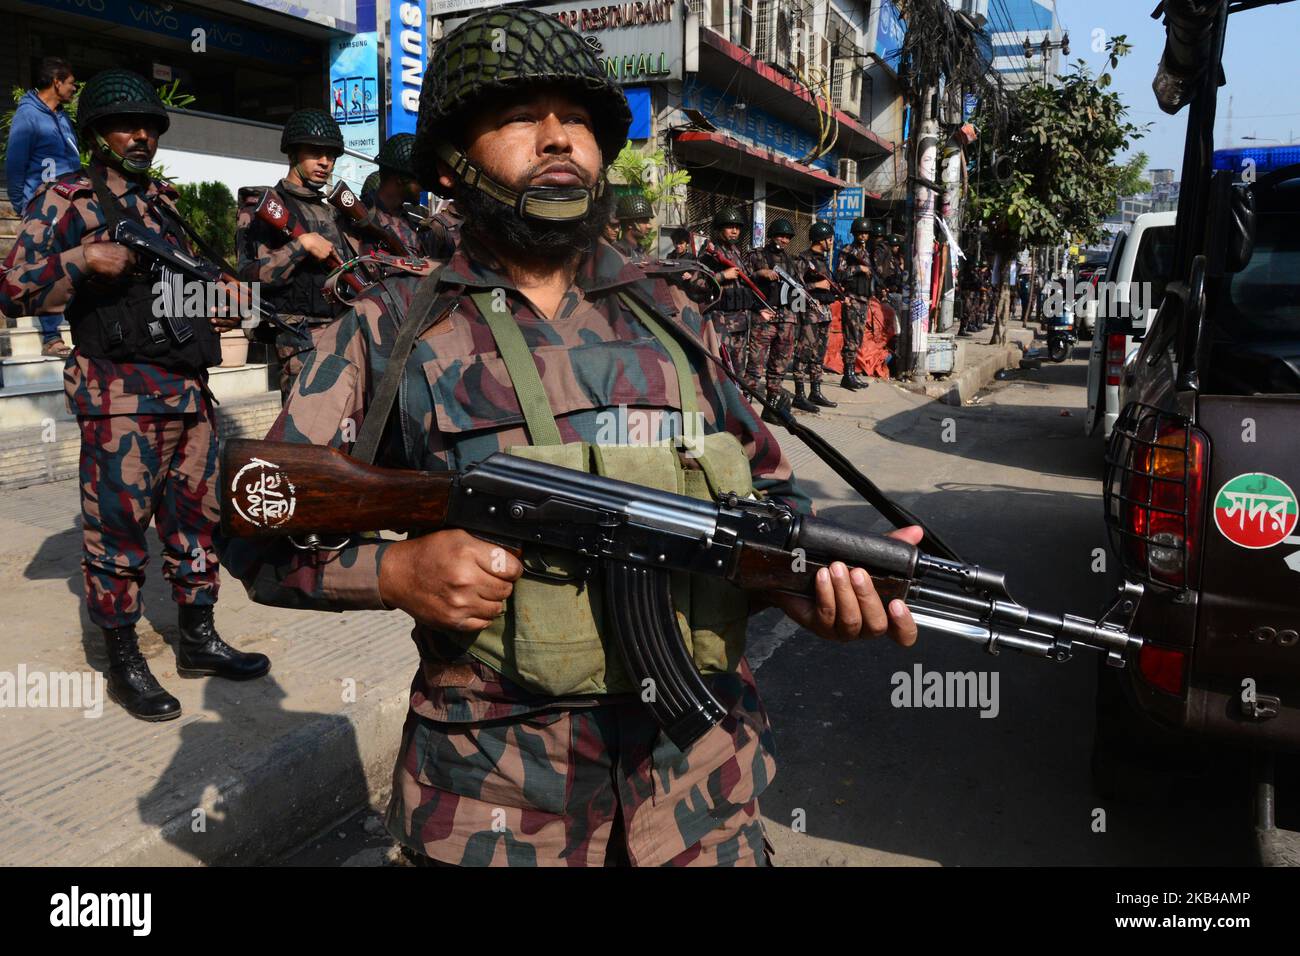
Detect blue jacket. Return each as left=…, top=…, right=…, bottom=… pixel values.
left=5, top=90, right=81, bottom=213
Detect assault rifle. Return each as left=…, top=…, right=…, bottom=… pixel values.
left=252, top=190, right=368, bottom=300
left=220, top=438, right=1145, bottom=751
left=326, top=181, right=415, bottom=258
left=112, top=219, right=309, bottom=344
left=698, top=241, right=776, bottom=313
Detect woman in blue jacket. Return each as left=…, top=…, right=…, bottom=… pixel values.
left=5, top=57, right=80, bottom=356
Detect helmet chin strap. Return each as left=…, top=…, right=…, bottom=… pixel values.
left=291, top=160, right=326, bottom=191
left=93, top=133, right=150, bottom=175
left=436, top=142, right=602, bottom=222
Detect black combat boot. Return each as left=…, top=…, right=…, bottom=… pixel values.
left=852, top=372, right=871, bottom=389
left=792, top=381, right=820, bottom=413
left=176, top=605, right=271, bottom=680
left=839, top=372, right=862, bottom=390
left=104, top=626, right=181, bottom=722
left=809, top=382, right=837, bottom=407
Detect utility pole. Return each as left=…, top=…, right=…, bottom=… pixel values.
left=907, top=85, right=940, bottom=380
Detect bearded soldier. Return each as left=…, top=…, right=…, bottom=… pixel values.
left=360, top=133, right=425, bottom=257
left=613, top=192, right=653, bottom=261
left=236, top=108, right=359, bottom=399
left=218, top=7, right=915, bottom=867
left=790, top=220, right=838, bottom=410
left=697, top=207, right=765, bottom=378
left=833, top=217, right=872, bottom=390
left=0, top=69, right=270, bottom=720
left=744, top=218, right=801, bottom=418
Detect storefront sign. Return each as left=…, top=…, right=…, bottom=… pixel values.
left=874, top=1, right=905, bottom=74
left=19, top=0, right=315, bottom=66
left=681, top=79, right=838, bottom=173
left=330, top=32, right=381, bottom=190
left=442, top=0, right=684, bottom=84
left=388, top=0, right=427, bottom=136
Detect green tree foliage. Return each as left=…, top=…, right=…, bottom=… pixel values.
left=1113, top=150, right=1152, bottom=199
left=608, top=142, right=692, bottom=250
left=175, top=181, right=237, bottom=260
left=970, top=37, right=1147, bottom=254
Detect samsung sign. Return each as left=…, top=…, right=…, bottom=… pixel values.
left=389, top=0, right=427, bottom=136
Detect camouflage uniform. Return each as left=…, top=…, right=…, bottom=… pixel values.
left=0, top=161, right=220, bottom=628
left=835, top=239, right=873, bottom=373
left=235, top=178, right=358, bottom=398
left=421, top=203, right=462, bottom=260
left=697, top=239, right=754, bottom=378
left=217, top=236, right=809, bottom=866
left=743, top=242, right=798, bottom=396
left=791, top=248, right=835, bottom=389
left=359, top=189, right=424, bottom=258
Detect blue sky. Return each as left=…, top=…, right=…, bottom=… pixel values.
left=1054, top=0, right=1300, bottom=176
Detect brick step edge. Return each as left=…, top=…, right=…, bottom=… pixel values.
left=0, top=393, right=283, bottom=489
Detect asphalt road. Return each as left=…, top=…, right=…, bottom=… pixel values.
left=282, top=342, right=1258, bottom=867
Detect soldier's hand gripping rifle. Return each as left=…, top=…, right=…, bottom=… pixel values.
left=326, top=181, right=416, bottom=258
left=698, top=241, right=777, bottom=313
left=221, top=438, right=1145, bottom=752
left=111, top=219, right=310, bottom=344
left=253, top=190, right=368, bottom=300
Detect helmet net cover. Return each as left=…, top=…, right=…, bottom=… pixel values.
left=767, top=218, right=795, bottom=238
left=77, top=69, right=170, bottom=138
left=375, top=133, right=417, bottom=176
left=414, top=6, right=631, bottom=192
left=281, top=109, right=344, bottom=154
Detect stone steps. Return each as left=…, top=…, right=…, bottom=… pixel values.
left=0, top=362, right=273, bottom=430
left=0, top=325, right=74, bottom=358
left=0, top=390, right=284, bottom=488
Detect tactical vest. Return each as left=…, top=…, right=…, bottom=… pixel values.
left=713, top=244, right=754, bottom=312
left=252, top=191, right=341, bottom=320
left=844, top=245, right=874, bottom=297
left=69, top=173, right=221, bottom=375
left=439, top=290, right=754, bottom=697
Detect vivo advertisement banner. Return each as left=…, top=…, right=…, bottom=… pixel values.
left=389, top=0, right=428, bottom=137
left=874, top=1, right=905, bottom=74
left=330, top=32, right=381, bottom=190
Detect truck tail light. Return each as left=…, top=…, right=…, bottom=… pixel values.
left=1138, top=643, right=1186, bottom=695
left=1103, top=405, right=1209, bottom=590
left=1105, top=334, right=1126, bottom=386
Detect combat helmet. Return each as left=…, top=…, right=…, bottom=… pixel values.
left=767, top=218, right=795, bottom=238
left=616, top=193, right=653, bottom=222
left=808, top=221, right=835, bottom=242
left=712, top=207, right=746, bottom=229
left=870, top=220, right=887, bottom=238
left=280, top=108, right=344, bottom=154
left=374, top=133, right=417, bottom=177
left=850, top=217, right=872, bottom=235
left=77, top=69, right=169, bottom=174
left=413, top=6, right=631, bottom=222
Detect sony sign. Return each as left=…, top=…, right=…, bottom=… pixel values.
left=389, top=0, right=427, bottom=135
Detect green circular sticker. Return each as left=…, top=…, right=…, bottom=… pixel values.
left=1213, top=472, right=1298, bottom=550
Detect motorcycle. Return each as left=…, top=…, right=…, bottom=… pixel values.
left=1046, top=301, right=1077, bottom=363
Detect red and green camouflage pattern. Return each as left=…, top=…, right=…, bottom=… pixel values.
left=791, top=248, right=834, bottom=388
left=701, top=239, right=753, bottom=376
left=217, top=234, right=809, bottom=865
left=1, top=159, right=223, bottom=628
left=358, top=191, right=424, bottom=260
left=1, top=162, right=209, bottom=415
left=743, top=243, right=798, bottom=396
left=79, top=398, right=221, bottom=628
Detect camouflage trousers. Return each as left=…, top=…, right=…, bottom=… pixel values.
left=709, top=309, right=750, bottom=379
left=790, top=315, right=832, bottom=387
left=743, top=315, right=797, bottom=397
left=77, top=397, right=221, bottom=629
left=842, top=298, right=868, bottom=372
left=276, top=321, right=329, bottom=401
left=385, top=658, right=776, bottom=867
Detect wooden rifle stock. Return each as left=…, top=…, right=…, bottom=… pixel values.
left=220, top=439, right=452, bottom=539
left=699, top=241, right=776, bottom=312
left=326, top=181, right=414, bottom=258
left=253, top=190, right=368, bottom=295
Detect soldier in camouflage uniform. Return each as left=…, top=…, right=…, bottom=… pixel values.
left=217, top=7, right=917, bottom=867
left=613, top=193, right=652, bottom=262
left=0, top=69, right=270, bottom=721
left=833, top=217, right=873, bottom=390
left=236, top=108, right=359, bottom=400
left=790, top=221, right=837, bottom=410
left=744, top=218, right=801, bottom=417
left=359, top=133, right=425, bottom=257
left=697, top=207, right=763, bottom=379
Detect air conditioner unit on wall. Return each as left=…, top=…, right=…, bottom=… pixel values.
left=837, top=159, right=858, bottom=183
left=831, top=59, right=861, bottom=118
